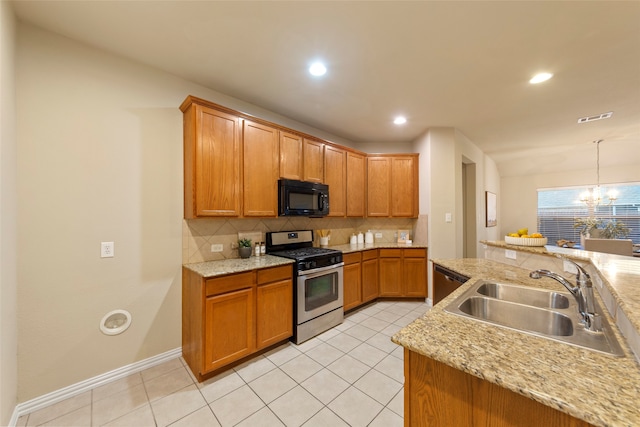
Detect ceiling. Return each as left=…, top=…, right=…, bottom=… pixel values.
left=11, top=1, right=640, bottom=177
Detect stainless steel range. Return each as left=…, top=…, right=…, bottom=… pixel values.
left=266, top=230, right=344, bottom=344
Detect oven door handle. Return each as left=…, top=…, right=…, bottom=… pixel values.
left=298, top=262, right=344, bottom=277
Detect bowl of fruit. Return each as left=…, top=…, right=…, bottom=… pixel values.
left=504, top=228, right=548, bottom=247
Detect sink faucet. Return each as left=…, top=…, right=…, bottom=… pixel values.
left=529, top=258, right=602, bottom=332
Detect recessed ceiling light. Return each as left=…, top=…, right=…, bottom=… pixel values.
left=529, top=72, right=553, bottom=84
left=309, top=62, right=327, bottom=77
left=393, top=116, right=407, bottom=125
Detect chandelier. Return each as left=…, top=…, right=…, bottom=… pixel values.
left=579, top=139, right=617, bottom=209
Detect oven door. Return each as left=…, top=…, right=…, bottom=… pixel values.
left=296, top=263, right=344, bottom=324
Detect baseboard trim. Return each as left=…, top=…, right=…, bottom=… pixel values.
left=10, top=347, right=182, bottom=425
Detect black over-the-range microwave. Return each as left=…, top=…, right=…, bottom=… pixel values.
left=278, top=179, right=329, bottom=217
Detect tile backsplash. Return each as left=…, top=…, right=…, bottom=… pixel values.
left=183, top=215, right=427, bottom=264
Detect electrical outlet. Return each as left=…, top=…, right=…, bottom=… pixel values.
left=211, top=244, right=223, bottom=252
left=375, top=232, right=382, bottom=238
left=505, top=249, right=516, bottom=260
left=101, top=242, right=114, bottom=258
left=445, top=213, right=452, bottom=223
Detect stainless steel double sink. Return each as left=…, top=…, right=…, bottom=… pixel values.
left=444, top=280, right=624, bottom=356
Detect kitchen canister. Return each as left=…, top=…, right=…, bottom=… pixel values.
left=357, top=232, right=364, bottom=244
left=365, top=230, right=374, bottom=244
left=350, top=234, right=357, bottom=245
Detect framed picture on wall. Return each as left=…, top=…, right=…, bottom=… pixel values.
left=397, top=229, right=410, bottom=243
left=485, top=191, right=497, bottom=227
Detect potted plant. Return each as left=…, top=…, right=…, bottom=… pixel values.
left=573, top=217, right=603, bottom=238
left=600, top=220, right=631, bottom=239
left=238, top=238, right=253, bottom=259
left=574, top=217, right=630, bottom=240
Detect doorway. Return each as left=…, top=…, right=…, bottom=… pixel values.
left=462, top=160, right=477, bottom=258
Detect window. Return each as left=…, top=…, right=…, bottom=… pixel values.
left=537, top=183, right=640, bottom=245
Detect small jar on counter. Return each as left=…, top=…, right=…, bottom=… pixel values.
left=254, top=242, right=261, bottom=257
left=260, top=242, right=266, bottom=256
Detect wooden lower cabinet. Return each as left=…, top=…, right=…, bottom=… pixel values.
left=343, top=252, right=363, bottom=311
left=183, top=265, right=293, bottom=381
left=379, top=248, right=427, bottom=297
left=204, top=288, right=254, bottom=372
left=361, top=250, right=379, bottom=303
left=404, top=349, right=594, bottom=427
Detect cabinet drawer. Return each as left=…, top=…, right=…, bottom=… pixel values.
left=343, top=252, right=361, bottom=265
left=257, top=265, right=292, bottom=285
left=404, top=248, right=426, bottom=258
left=205, top=272, right=255, bottom=297
left=362, top=249, right=378, bottom=261
left=379, top=249, right=402, bottom=258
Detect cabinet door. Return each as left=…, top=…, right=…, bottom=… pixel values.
left=343, top=257, right=362, bottom=311
left=367, top=157, right=391, bottom=217
left=324, top=145, right=346, bottom=217
left=379, top=250, right=402, bottom=296
left=391, top=156, right=418, bottom=218
left=279, top=132, right=303, bottom=180
left=346, top=151, right=366, bottom=217
left=256, top=279, right=293, bottom=349
left=204, top=287, right=255, bottom=373
left=361, top=253, right=379, bottom=303
left=404, top=256, right=427, bottom=297
left=243, top=120, right=279, bottom=216
left=188, top=105, right=241, bottom=217
left=303, top=139, right=324, bottom=183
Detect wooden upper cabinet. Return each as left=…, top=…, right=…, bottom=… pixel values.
left=303, top=139, right=324, bottom=183
left=183, top=103, right=241, bottom=218
left=367, top=157, right=391, bottom=217
left=243, top=120, right=279, bottom=217
left=279, top=131, right=303, bottom=180
left=367, top=154, right=419, bottom=218
left=346, top=151, right=366, bottom=217
left=391, top=156, right=419, bottom=217
left=324, top=145, right=347, bottom=217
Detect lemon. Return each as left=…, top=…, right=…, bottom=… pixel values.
left=517, top=228, right=528, bottom=236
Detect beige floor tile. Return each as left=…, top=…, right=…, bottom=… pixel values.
left=387, top=389, right=404, bottom=417
left=264, top=343, right=303, bottom=366
left=248, top=368, right=297, bottom=404
left=380, top=323, right=403, bottom=337
left=366, top=332, right=398, bottom=353
left=208, top=385, right=265, bottom=427
left=373, top=310, right=402, bottom=323
left=233, top=355, right=277, bottom=383
left=342, top=324, right=377, bottom=341
left=300, top=369, right=349, bottom=405
left=92, top=384, right=148, bottom=426
left=168, top=406, right=220, bottom=427
left=390, top=345, right=404, bottom=360
left=315, top=327, right=341, bottom=341
left=39, top=404, right=91, bottom=427
left=374, top=354, right=404, bottom=383
left=93, top=374, right=143, bottom=402
left=348, top=342, right=388, bottom=368
left=102, top=404, right=155, bottom=427
left=382, top=305, right=412, bottom=316
left=354, top=369, right=402, bottom=405
left=26, top=392, right=91, bottom=426
left=141, top=358, right=184, bottom=382
left=268, top=386, right=323, bottom=427
left=327, top=386, right=383, bottom=427
left=325, top=333, right=361, bottom=353
left=144, top=365, right=194, bottom=401
left=280, top=354, right=323, bottom=383
left=293, top=337, right=322, bottom=353
left=332, top=319, right=357, bottom=332
left=235, top=407, right=284, bottom=427
left=369, top=407, right=404, bottom=427
left=359, top=316, right=390, bottom=332
left=301, top=407, right=349, bottom=427
left=305, top=342, right=344, bottom=366
left=149, top=384, right=207, bottom=427
left=327, top=355, right=369, bottom=384
left=344, top=311, right=369, bottom=323
left=197, top=369, right=245, bottom=403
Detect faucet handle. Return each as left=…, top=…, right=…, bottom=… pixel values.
left=584, top=312, right=603, bottom=332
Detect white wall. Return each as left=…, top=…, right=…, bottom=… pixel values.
left=15, top=23, right=359, bottom=402
left=0, top=1, right=18, bottom=424
left=500, top=165, right=640, bottom=238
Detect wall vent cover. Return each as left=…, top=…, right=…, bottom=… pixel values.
left=577, top=111, right=613, bottom=124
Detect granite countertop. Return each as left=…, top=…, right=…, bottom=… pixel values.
left=330, top=242, right=428, bottom=254
left=183, top=255, right=294, bottom=278
left=392, top=258, right=640, bottom=427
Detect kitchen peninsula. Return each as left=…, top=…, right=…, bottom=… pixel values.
left=392, top=247, right=640, bottom=427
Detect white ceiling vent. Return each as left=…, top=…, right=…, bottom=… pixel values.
left=577, top=112, right=613, bottom=124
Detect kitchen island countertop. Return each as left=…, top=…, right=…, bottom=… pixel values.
left=392, top=258, right=640, bottom=427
